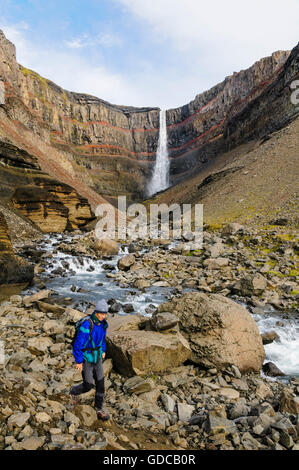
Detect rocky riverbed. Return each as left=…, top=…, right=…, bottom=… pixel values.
left=0, top=222, right=298, bottom=450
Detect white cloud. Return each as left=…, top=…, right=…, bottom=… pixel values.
left=1, top=0, right=299, bottom=111
left=66, top=32, right=122, bottom=49
left=116, top=0, right=299, bottom=70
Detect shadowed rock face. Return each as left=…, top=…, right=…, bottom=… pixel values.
left=0, top=138, right=94, bottom=232
left=0, top=211, right=34, bottom=285
left=0, top=29, right=297, bottom=205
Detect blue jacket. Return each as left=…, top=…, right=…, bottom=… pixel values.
left=72, top=318, right=108, bottom=364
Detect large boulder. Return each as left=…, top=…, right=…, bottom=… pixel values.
left=93, top=239, right=119, bottom=256
left=158, top=292, right=265, bottom=373
left=106, top=314, right=191, bottom=377
left=117, top=254, right=135, bottom=271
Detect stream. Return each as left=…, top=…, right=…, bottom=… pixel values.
left=22, top=233, right=299, bottom=381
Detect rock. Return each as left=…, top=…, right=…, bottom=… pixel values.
left=219, top=388, right=240, bottom=400
left=251, top=414, right=273, bottom=434
left=150, top=312, right=178, bottom=331
left=18, top=425, right=33, bottom=439
left=177, top=403, right=195, bottom=423
left=272, top=417, right=297, bottom=435
left=207, top=415, right=237, bottom=436
left=50, top=343, right=64, bottom=356
left=279, top=391, right=299, bottom=414
left=9, top=349, right=33, bottom=366
left=46, top=401, right=65, bottom=419
left=228, top=402, right=250, bottom=420
left=93, top=239, right=119, bottom=256
left=108, top=301, right=121, bottom=313
left=27, top=337, right=53, bottom=355
left=161, top=394, right=176, bottom=413
left=209, top=243, right=225, bottom=258
left=231, top=378, right=248, bottom=392
left=117, top=254, right=135, bottom=271
left=262, top=362, right=285, bottom=377
left=272, top=218, right=288, bottom=226
left=65, top=307, right=86, bottom=323
left=106, top=314, right=191, bottom=376
left=123, top=303, right=134, bottom=313
left=138, top=389, right=161, bottom=403
left=261, top=331, right=280, bottom=345
left=23, top=290, right=52, bottom=306
left=203, top=258, right=229, bottom=270
left=255, top=381, right=273, bottom=399
left=231, top=365, right=242, bottom=378
left=134, top=279, right=151, bottom=290
left=158, top=292, right=265, bottom=373
left=35, top=412, right=52, bottom=424
left=7, top=412, right=30, bottom=428
left=20, top=436, right=45, bottom=450
left=43, top=320, right=65, bottom=335
left=103, top=358, right=113, bottom=377
left=37, top=301, right=65, bottom=315
left=76, top=405, right=97, bottom=427
left=221, top=223, right=244, bottom=236
left=238, top=274, right=267, bottom=296
left=0, top=212, right=34, bottom=286
left=10, top=295, right=22, bottom=305
left=123, top=376, right=154, bottom=395
left=279, top=431, right=294, bottom=449
left=152, top=281, right=171, bottom=287
left=64, top=411, right=80, bottom=427
left=241, top=432, right=264, bottom=450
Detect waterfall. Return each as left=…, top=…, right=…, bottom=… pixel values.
left=147, top=110, right=170, bottom=197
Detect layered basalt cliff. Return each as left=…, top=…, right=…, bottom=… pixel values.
left=166, top=49, right=297, bottom=184
left=0, top=29, right=298, bottom=207
left=0, top=137, right=94, bottom=232
left=0, top=29, right=161, bottom=205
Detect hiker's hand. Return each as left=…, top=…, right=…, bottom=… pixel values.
left=102, top=352, right=106, bottom=360
left=75, top=363, right=83, bottom=372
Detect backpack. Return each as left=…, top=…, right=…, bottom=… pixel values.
left=71, top=315, right=94, bottom=349
left=71, top=315, right=108, bottom=363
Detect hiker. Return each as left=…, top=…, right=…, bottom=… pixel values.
left=70, top=299, right=110, bottom=420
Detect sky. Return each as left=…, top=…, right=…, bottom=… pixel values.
left=0, top=0, right=298, bottom=109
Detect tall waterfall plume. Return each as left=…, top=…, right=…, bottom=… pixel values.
left=147, top=110, right=170, bottom=197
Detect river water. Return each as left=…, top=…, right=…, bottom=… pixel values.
left=22, top=234, right=299, bottom=380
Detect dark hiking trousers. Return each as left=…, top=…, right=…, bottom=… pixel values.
left=70, top=359, right=105, bottom=410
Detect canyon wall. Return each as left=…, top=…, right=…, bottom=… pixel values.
left=166, top=48, right=298, bottom=184
left=0, top=29, right=298, bottom=209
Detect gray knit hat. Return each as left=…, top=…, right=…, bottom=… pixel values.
left=95, top=299, right=109, bottom=313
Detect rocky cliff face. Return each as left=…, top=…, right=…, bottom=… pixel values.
left=0, top=29, right=297, bottom=206
left=166, top=49, right=297, bottom=184
left=0, top=211, right=34, bottom=285
left=0, top=137, right=94, bottom=232
left=0, top=30, right=160, bottom=205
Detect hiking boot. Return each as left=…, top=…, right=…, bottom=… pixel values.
left=97, top=409, right=110, bottom=421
